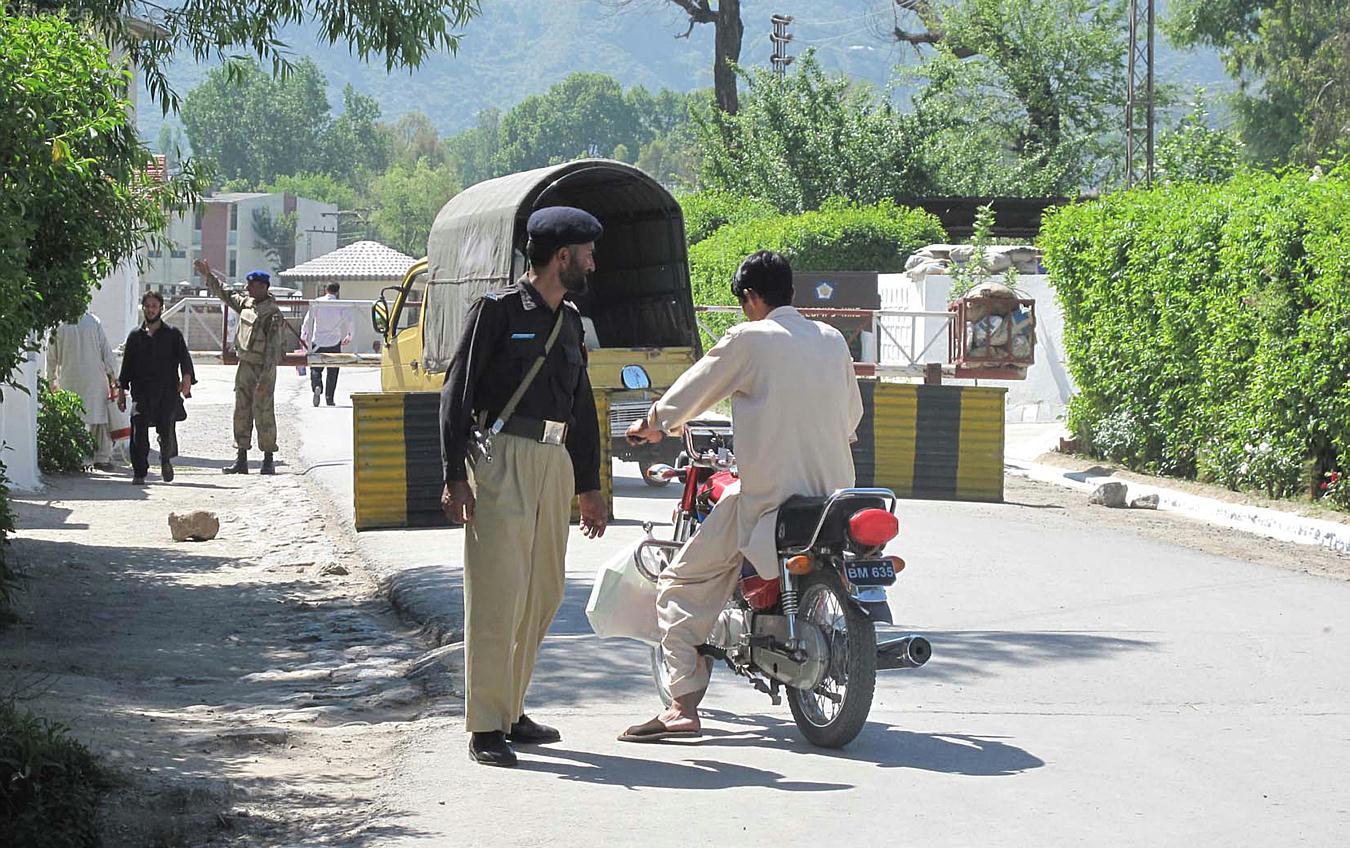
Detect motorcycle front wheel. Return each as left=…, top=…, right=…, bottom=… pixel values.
left=787, top=570, right=877, bottom=748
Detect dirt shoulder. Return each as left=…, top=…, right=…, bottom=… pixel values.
left=1002, top=471, right=1350, bottom=582
left=1033, top=450, right=1350, bottom=526
left=0, top=372, right=453, bottom=846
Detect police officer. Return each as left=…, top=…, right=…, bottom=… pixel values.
left=194, top=259, right=286, bottom=475
left=440, top=206, right=609, bottom=767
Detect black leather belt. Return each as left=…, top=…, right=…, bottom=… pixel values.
left=498, top=414, right=568, bottom=445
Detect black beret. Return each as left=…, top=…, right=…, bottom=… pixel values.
left=526, top=206, right=603, bottom=245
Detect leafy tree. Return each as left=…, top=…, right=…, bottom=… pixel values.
left=321, top=85, right=390, bottom=176
left=19, top=0, right=481, bottom=115
left=181, top=59, right=332, bottom=184
left=385, top=111, right=445, bottom=168
left=893, top=0, right=1127, bottom=193
left=444, top=107, right=502, bottom=188
left=613, top=0, right=743, bottom=114
left=252, top=207, right=299, bottom=269
left=494, top=73, right=646, bottom=173
left=694, top=53, right=929, bottom=213
left=1165, top=0, right=1350, bottom=165
left=1156, top=94, right=1244, bottom=183
left=370, top=160, right=461, bottom=256
left=678, top=190, right=776, bottom=244
left=262, top=172, right=360, bottom=211
left=0, top=12, right=192, bottom=388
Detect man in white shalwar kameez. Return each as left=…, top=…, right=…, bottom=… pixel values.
left=48, top=311, right=120, bottom=469
left=620, top=251, right=863, bottom=741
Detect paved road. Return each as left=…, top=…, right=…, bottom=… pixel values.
left=287, top=367, right=1350, bottom=848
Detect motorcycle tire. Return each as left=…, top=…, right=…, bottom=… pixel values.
left=640, top=460, right=673, bottom=488
left=786, top=570, right=877, bottom=749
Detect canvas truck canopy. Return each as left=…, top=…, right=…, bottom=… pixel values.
left=423, top=159, right=698, bottom=373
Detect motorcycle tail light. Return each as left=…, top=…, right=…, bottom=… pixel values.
left=848, top=508, right=899, bottom=547
left=785, top=554, right=813, bottom=575
left=887, top=555, right=906, bottom=573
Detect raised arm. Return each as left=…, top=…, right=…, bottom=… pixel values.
left=192, top=259, right=246, bottom=313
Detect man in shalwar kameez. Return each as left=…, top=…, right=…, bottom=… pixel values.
left=620, top=251, right=864, bottom=741
left=47, top=311, right=120, bottom=469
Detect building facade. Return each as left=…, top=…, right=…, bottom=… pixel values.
left=142, top=192, right=338, bottom=294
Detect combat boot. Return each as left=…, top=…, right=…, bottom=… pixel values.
left=222, top=449, right=249, bottom=474
left=259, top=452, right=276, bottom=475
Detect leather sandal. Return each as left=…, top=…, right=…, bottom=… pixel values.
left=618, top=717, right=701, bottom=743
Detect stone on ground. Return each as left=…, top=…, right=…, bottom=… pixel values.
left=169, top=510, right=220, bottom=541
left=1131, top=494, right=1160, bottom=510
left=1089, top=481, right=1129, bottom=508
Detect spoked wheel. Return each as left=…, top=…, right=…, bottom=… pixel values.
left=650, top=644, right=674, bottom=708
left=787, top=571, right=877, bottom=748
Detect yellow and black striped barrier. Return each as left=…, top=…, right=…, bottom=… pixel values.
left=853, top=382, right=1005, bottom=502
left=352, top=391, right=613, bottom=530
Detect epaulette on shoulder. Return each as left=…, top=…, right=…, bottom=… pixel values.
left=482, top=284, right=520, bottom=302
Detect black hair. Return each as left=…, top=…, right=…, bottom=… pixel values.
left=525, top=237, right=563, bottom=269
left=141, top=290, right=164, bottom=307
left=731, top=250, right=793, bottom=308
left=325, top=282, right=340, bottom=295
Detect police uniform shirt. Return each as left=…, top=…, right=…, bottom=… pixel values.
left=440, top=279, right=601, bottom=494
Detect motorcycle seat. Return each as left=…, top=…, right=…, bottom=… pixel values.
left=775, top=493, right=886, bottom=549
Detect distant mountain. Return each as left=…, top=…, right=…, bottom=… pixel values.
left=138, top=0, right=1235, bottom=145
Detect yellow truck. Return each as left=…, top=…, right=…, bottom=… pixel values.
left=355, top=160, right=701, bottom=528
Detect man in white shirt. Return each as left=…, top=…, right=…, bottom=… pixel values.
left=620, top=251, right=863, bottom=741
left=48, top=311, right=121, bottom=469
left=300, top=282, right=354, bottom=407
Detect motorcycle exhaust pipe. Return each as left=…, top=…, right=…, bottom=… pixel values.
left=877, top=635, right=932, bottom=670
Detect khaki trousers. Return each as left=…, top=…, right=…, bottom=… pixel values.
left=233, top=358, right=278, bottom=452
left=657, top=494, right=747, bottom=699
left=464, top=434, right=574, bottom=733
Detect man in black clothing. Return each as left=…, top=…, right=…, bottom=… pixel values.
left=118, top=291, right=196, bottom=484
left=439, top=206, right=608, bottom=768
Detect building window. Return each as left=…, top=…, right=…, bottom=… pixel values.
left=229, top=204, right=238, bottom=231
left=228, top=254, right=237, bottom=278
left=193, top=208, right=203, bottom=230
left=147, top=248, right=162, bottom=259
left=170, top=248, right=186, bottom=259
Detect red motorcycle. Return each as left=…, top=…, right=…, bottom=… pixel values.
left=636, top=421, right=931, bottom=748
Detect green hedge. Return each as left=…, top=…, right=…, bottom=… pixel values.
left=0, top=459, right=15, bottom=615
left=1040, top=167, right=1350, bottom=504
left=677, top=190, right=777, bottom=246
left=688, top=199, right=946, bottom=308
left=36, top=380, right=94, bottom=474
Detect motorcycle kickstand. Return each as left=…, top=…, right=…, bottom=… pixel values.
left=749, top=676, right=782, bottom=706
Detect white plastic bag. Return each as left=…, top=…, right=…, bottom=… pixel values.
left=585, top=540, right=670, bottom=644
left=106, top=393, right=131, bottom=442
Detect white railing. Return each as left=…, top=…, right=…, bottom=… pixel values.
left=695, top=305, right=957, bottom=379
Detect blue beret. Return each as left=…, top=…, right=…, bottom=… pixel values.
left=245, top=269, right=271, bottom=283
left=527, top=206, right=603, bottom=245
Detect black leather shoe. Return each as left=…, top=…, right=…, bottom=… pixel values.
left=507, top=714, right=561, bottom=745
left=161, top=460, right=174, bottom=482
left=259, top=452, right=275, bottom=475
left=468, top=731, right=517, bottom=767
left=223, top=450, right=248, bottom=474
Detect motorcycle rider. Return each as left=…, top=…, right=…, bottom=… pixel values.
left=620, top=250, right=863, bottom=741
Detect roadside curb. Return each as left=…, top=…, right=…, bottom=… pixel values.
left=1007, top=458, right=1350, bottom=554
left=371, top=564, right=464, bottom=648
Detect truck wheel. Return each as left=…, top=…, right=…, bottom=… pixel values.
left=640, top=460, right=672, bottom=487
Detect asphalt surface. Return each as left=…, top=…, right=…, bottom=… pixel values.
left=285, top=366, right=1350, bottom=848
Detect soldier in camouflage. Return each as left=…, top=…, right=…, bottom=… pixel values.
left=194, top=259, right=286, bottom=475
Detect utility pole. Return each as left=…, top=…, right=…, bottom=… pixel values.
left=770, top=14, right=794, bottom=78
left=1125, top=0, right=1155, bottom=188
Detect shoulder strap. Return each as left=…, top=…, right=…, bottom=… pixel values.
left=489, top=306, right=566, bottom=436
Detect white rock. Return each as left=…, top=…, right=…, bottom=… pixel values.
left=1130, top=494, right=1160, bottom=510
left=1089, top=482, right=1129, bottom=508
left=169, top=510, right=219, bottom=542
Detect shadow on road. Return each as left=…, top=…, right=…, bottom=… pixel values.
left=902, top=629, right=1156, bottom=682
left=697, top=709, right=1044, bottom=776
left=517, top=744, right=854, bottom=792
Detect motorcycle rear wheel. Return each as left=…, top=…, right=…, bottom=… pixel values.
left=787, top=570, right=877, bottom=749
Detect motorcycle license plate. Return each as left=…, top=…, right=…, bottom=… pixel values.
left=845, top=560, right=896, bottom=586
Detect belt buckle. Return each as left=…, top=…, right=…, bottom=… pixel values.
left=541, top=420, right=567, bottom=445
